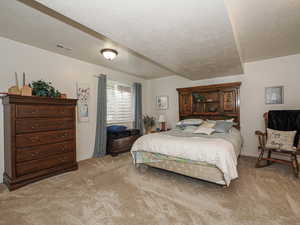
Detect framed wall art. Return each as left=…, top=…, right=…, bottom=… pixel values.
left=77, top=83, right=90, bottom=122
left=265, top=86, right=284, bottom=104
left=156, top=95, right=169, bottom=110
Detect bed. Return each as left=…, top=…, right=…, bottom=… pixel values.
left=131, top=82, right=242, bottom=186
left=131, top=127, right=242, bottom=186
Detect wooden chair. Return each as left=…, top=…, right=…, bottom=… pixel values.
left=255, top=112, right=300, bottom=177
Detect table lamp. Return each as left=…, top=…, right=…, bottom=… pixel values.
left=158, top=115, right=166, bottom=131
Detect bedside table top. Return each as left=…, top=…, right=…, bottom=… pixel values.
left=150, top=129, right=171, bottom=133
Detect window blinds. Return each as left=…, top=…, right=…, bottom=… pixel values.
left=107, top=80, right=133, bottom=124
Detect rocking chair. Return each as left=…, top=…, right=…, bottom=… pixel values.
left=255, top=111, right=300, bottom=177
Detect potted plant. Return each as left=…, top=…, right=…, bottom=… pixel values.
left=143, top=115, right=156, bottom=134
left=30, top=80, right=61, bottom=98
left=192, top=93, right=205, bottom=102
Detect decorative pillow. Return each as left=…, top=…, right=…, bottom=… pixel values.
left=200, top=121, right=216, bottom=128
left=193, top=126, right=215, bottom=135
left=182, top=126, right=198, bottom=133
left=107, top=125, right=127, bottom=133
left=266, top=128, right=297, bottom=150
left=177, top=119, right=203, bottom=126
left=214, top=121, right=234, bottom=133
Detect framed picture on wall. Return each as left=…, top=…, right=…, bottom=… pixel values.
left=265, top=86, right=284, bottom=104
left=156, top=95, right=169, bottom=110
left=77, top=83, right=90, bottom=122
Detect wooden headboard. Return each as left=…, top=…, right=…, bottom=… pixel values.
left=176, top=82, right=241, bottom=128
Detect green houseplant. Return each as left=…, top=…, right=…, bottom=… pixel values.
left=30, top=80, right=61, bottom=98
left=143, top=115, right=156, bottom=134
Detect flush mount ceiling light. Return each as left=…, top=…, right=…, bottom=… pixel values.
left=100, top=48, right=118, bottom=60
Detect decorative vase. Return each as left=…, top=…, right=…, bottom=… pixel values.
left=145, top=127, right=152, bottom=134
left=60, top=93, right=67, bottom=99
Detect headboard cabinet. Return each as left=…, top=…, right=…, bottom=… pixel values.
left=178, top=91, right=192, bottom=116
left=177, top=82, right=241, bottom=128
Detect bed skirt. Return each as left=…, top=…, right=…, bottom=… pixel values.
left=133, top=151, right=226, bottom=185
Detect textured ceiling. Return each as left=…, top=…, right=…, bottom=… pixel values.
left=0, top=0, right=175, bottom=79
left=225, top=0, right=300, bottom=62
left=1, top=0, right=299, bottom=80
left=34, top=0, right=244, bottom=80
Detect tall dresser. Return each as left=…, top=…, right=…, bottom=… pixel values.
left=2, top=95, right=78, bottom=190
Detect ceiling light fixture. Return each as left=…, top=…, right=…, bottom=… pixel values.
left=101, top=48, right=118, bottom=60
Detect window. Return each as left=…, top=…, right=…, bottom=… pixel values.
left=107, top=80, right=133, bottom=125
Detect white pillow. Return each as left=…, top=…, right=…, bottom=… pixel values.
left=193, top=126, right=215, bottom=135
left=177, top=119, right=203, bottom=126
left=208, top=118, right=234, bottom=123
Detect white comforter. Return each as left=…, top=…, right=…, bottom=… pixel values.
left=131, top=129, right=242, bottom=185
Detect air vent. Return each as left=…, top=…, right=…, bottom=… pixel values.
left=56, top=44, right=72, bottom=51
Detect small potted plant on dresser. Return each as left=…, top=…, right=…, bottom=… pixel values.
left=30, top=80, right=61, bottom=98
left=143, top=115, right=156, bottom=134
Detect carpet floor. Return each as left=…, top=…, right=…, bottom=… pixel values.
left=0, top=153, right=300, bottom=225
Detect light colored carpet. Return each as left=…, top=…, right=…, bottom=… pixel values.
left=0, top=153, right=300, bottom=225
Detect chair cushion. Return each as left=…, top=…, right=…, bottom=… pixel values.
left=266, top=128, right=297, bottom=151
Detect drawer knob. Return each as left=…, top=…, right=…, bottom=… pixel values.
left=29, top=137, right=40, bottom=142
left=60, top=157, right=68, bottom=162
left=31, top=124, right=39, bottom=129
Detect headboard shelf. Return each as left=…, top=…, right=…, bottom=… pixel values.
left=177, top=82, right=241, bottom=128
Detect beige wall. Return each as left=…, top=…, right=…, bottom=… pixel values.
left=0, top=37, right=148, bottom=182
left=146, top=54, right=300, bottom=157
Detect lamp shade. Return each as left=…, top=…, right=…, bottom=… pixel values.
left=158, top=115, right=166, bottom=122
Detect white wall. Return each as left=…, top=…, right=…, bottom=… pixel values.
left=146, top=54, right=300, bottom=157
left=0, top=37, right=148, bottom=182
left=1, top=36, right=299, bottom=183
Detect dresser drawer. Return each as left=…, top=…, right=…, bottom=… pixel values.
left=16, top=141, right=74, bottom=162
left=16, top=105, right=74, bottom=118
left=16, top=118, right=74, bottom=134
left=16, top=129, right=74, bottom=148
left=16, top=152, right=75, bottom=176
